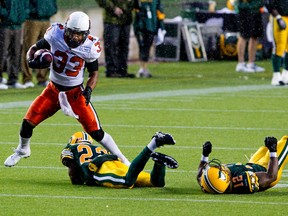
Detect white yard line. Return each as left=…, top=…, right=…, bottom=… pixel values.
left=0, top=84, right=277, bottom=109
left=0, top=193, right=287, bottom=205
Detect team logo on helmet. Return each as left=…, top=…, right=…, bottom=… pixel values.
left=69, top=131, right=93, bottom=144
left=201, top=159, right=230, bottom=194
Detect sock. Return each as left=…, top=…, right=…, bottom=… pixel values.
left=18, top=135, right=30, bottom=150
left=284, top=53, right=288, bottom=70
left=272, top=54, right=282, bottom=72
left=150, top=162, right=166, bottom=187
left=147, top=137, right=157, bottom=152
left=99, top=132, right=130, bottom=166
left=246, top=62, right=255, bottom=67
left=125, top=146, right=152, bottom=187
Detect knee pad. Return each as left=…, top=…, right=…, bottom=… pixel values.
left=89, top=129, right=104, bottom=142
left=20, top=119, right=35, bottom=138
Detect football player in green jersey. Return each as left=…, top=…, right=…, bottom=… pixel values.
left=61, top=131, right=178, bottom=188
left=266, top=0, right=288, bottom=85
left=197, top=135, right=288, bottom=194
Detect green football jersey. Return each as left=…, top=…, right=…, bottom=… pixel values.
left=226, top=163, right=266, bottom=193
left=63, top=143, right=109, bottom=183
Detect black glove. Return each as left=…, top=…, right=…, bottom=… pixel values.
left=264, top=136, right=277, bottom=152
left=202, top=141, right=212, bottom=157
left=61, top=148, right=74, bottom=167
left=88, top=154, right=118, bottom=172
left=82, top=86, right=92, bottom=106
left=28, top=58, right=50, bottom=69
left=276, top=15, right=286, bottom=30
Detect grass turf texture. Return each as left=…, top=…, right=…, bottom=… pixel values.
left=0, top=60, right=287, bottom=215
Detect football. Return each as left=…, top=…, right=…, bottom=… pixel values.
left=34, top=49, right=53, bottom=65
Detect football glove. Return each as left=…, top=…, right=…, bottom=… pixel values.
left=88, top=154, right=118, bottom=172
left=82, top=86, right=92, bottom=106
left=202, top=141, right=212, bottom=157
left=28, top=58, right=50, bottom=69
left=276, top=15, right=286, bottom=30
left=264, top=136, right=277, bottom=152
left=61, top=148, right=74, bottom=167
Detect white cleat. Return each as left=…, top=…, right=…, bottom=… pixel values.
left=4, top=148, right=31, bottom=167
left=271, top=72, right=285, bottom=86
left=282, top=69, right=288, bottom=84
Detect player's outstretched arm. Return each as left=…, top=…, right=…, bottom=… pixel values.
left=256, top=137, right=278, bottom=190
left=196, top=141, right=212, bottom=185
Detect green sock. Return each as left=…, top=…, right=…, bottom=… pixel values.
left=125, top=147, right=152, bottom=187
left=272, top=54, right=283, bottom=72
left=284, top=53, right=288, bottom=70
left=150, top=162, right=166, bottom=187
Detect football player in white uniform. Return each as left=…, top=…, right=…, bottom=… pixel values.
left=4, top=11, right=130, bottom=167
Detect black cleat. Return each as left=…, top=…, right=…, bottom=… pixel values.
left=152, top=132, right=176, bottom=147
left=151, top=152, right=178, bottom=169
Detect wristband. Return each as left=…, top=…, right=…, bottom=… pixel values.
left=270, top=152, right=277, bottom=158
left=276, top=15, right=282, bottom=20
left=201, top=155, right=208, bottom=162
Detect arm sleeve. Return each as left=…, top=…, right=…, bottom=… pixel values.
left=86, top=59, right=99, bottom=73
left=35, top=38, right=51, bottom=50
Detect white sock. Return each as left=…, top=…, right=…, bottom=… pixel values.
left=18, top=135, right=30, bottom=150
left=147, top=137, right=157, bottom=152
left=99, top=132, right=130, bottom=166
left=246, top=62, right=255, bottom=67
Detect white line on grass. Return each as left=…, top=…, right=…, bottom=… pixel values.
left=0, top=193, right=287, bottom=205
left=0, top=122, right=287, bottom=132
left=0, top=84, right=277, bottom=109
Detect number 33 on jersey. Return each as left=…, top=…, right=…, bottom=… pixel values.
left=44, top=23, right=102, bottom=87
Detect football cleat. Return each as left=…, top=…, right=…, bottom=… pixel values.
left=4, top=147, right=31, bottom=167
left=152, top=131, right=176, bottom=147
left=137, top=68, right=152, bottom=78
left=150, top=152, right=178, bottom=169
left=271, top=72, right=285, bottom=86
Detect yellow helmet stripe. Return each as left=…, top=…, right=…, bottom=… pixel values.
left=203, top=170, right=223, bottom=193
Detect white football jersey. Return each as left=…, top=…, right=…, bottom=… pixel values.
left=44, top=24, right=101, bottom=87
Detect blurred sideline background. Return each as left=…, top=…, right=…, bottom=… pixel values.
left=52, top=0, right=228, bottom=64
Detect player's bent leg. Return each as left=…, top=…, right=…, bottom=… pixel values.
left=249, top=146, right=269, bottom=167
left=125, top=147, right=152, bottom=187
left=4, top=120, right=34, bottom=167
left=270, top=136, right=288, bottom=187
left=150, top=162, right=166, bottom=187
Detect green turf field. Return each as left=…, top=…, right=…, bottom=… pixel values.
left=0, top=60, right=287, bottom=215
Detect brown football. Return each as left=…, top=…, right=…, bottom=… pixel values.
left=34, top=49, right=53, bottom=64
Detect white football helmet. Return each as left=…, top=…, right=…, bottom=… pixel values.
left=64, top=11, right=90, bottom=48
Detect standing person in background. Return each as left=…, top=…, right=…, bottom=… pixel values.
left=22, top=0, right=58, bottom=88
left=0, top=0, right=28, bottom=89
left=95, top=0, right=135, bottom=78
left=265, top=0, right=288, bottom=86
left=134, top=0, right=166, bottom=78
left=235, top=0, right=266, bottom=73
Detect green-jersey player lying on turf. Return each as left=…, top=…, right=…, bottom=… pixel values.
left=197, top=136, right=288, bottom=193
left=61, top=131, right=178, bottom=188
